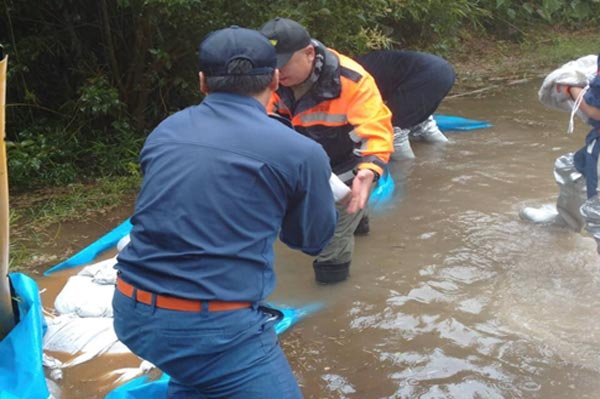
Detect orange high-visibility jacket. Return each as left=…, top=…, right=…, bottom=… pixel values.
left=268, top=41, right=393, bottom=181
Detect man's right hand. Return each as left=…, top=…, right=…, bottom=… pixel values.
left=347, top=169, right=375, bottom=214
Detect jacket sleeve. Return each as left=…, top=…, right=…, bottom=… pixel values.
left=583, top=55, right=600, bottom=124
left=346, top=73, right=394, bottom=177
left=584, top=54, right=600, bottom=108
left=279, top=146, right=338, bottom=256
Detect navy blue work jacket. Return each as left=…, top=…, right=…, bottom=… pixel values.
left=116, top=92, right=337, bottom=302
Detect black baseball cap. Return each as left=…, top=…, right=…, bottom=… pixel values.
left=260, top=17, right=312, bottom=68
left=198, top=26, right=276, bottom=76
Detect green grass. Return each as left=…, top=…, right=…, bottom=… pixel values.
left=8, top=174, right=140, bottom=272
left=448, top=26, right=599, bottom=93
left=520, top=28, right=599, bottom=69
left=14, top=176, right=139, bottom=225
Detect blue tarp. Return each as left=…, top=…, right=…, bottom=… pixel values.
left=0, top=273, right=47, bottom=399
left=44, top=219, right=132, bottom=275
left=369, top=170, right=395, bottom=209
left=434, top=114, right=492, bottom=132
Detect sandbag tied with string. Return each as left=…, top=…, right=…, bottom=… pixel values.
left=538, top=54, right=598, bottom=133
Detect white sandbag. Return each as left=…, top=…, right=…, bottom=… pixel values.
left=54, top=275, right=115, bottom=317
left=43, top=353, right=64, bottom=381
left=44, top=253, right=135, bottom=371
left=46, top=377, right=62, bottom=399
left=329, top=173, right=351, bottom=202
left=43, top=314, right=129, bottom=368
left=77, top=256, right=118, bottom=285
left=116, top=234, right=131, bottom=252
left=102, top=360, right=156, bottom=384
left=538, top=54, right=597, bottom=123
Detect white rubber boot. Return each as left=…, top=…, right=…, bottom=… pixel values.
left=392, top=126, right=415, bottom=160
left=410, top=116, right=448, bottom=143
left=519, top=204, right=566, bottom=226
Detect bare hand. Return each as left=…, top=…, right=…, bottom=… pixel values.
left=556, top=84, right=581, bottom=99
left=346, top=169, right=375, bottom=214
left=556, top=83, right=571, bottom=97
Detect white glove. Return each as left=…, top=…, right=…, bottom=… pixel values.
left=329, top=173, right=351, bottom=203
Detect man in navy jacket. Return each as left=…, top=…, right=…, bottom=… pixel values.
left=112, top=26, right=337, bottom=398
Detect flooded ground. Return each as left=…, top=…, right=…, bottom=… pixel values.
left=36, top=79, right=600, bottom=398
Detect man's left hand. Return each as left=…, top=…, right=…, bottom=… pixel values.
left=347, top=169, right=375, bottom=214
left=556, top=84, right=571, bottom=98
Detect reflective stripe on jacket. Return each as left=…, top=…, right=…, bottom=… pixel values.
left=268, top=41, right=393, bottom=178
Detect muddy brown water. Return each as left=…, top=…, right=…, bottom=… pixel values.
left=35, top=80, right=600, bottom=398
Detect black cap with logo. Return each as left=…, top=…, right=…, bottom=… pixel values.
left=260, top=17, right=311, bottom=68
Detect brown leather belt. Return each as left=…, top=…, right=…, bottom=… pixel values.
left=116, top=277, right=251, bottom=312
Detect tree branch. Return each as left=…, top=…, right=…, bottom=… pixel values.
left=99, top=0, right=125, bottom=95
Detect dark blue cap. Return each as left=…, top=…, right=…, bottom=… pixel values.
left=198, top=26, right=276, bottom=76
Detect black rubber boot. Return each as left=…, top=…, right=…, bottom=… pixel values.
left=313, top=260, right=350, bottom=284
left=354, top=215, right=370, bottom=235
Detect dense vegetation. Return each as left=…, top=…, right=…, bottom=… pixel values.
left=2, top=0, right=599, bottom=190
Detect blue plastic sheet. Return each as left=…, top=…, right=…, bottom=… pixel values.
left=434, top=114, right=492, bottom=132
left=105, top=302, right=322, bottom=399
left=106, top=374, right=170, bottom=399
left=45, top=219, right=133, bottom=275
left=0, top=273, right=48, bottom=399
left=368, top=170, right=395, bottom=209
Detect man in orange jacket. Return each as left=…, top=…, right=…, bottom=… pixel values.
left=260, top=17, right=393, bottom=284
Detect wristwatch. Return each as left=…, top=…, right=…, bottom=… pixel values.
left=354, top=167, right=380, bottom=182
left=371, top=169, right=381, bottom=183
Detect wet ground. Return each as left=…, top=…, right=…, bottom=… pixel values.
left=37, top=79, right=600, bottom=398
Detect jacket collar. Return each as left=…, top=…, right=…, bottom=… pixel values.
left=276, top=40, right=342, bottom=114
left=309, top=39, right=341, bottom=100
left=204, top=92, right=266, bottom=113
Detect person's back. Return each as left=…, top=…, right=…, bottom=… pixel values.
left=112, top=26, right=336, bottom=398
left=356, top=50, right=434, bottom=99
left=356, top=50, right=456, bottom=159
left=356, top=50, right=454, bottom=104
left=118, top=92, right=333, bottom=301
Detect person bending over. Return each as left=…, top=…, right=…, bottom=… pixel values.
left=260, top=17, right=393, bottom=283
left=356, top=50, right=456, bottom=160
left=112, top=26, right=337, bottom=398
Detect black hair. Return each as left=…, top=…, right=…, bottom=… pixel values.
left=204, top=59, right=273, bottom=96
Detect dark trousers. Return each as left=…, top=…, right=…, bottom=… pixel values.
left=112, top=290, right=302, bottom=398
left=385, top=52, right=455, bottom=128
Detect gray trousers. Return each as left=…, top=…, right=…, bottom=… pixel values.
left=554, top=153, right=600, bottom=240
left=315, top=197, right=369, bottom=265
